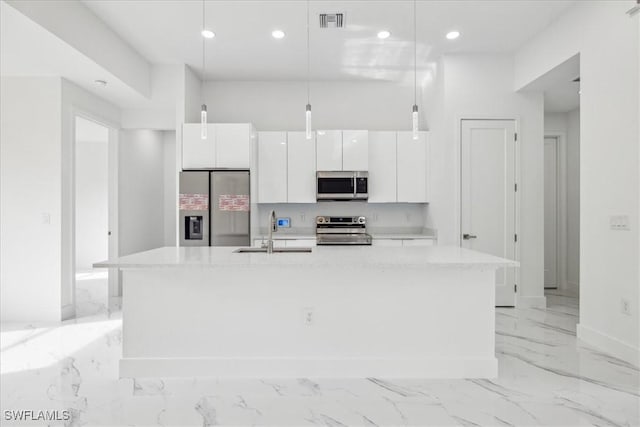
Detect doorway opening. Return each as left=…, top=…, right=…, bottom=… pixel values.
left=541, top=56, right=581, bottom=298
left=74, top=116, right=114, bottom=317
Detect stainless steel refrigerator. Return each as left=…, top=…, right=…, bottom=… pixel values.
left=179, top=171, right=250, bottom=247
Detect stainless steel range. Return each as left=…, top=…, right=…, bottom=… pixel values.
left=316, top=216, right=372, bottom=245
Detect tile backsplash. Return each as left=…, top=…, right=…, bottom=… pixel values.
left=256, top=202, right=428, bottom=235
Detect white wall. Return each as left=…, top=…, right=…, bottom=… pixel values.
left=566, top=109, right=580, bottom=293
left=119, top=130, right=166, bottom=256
left=163, top=131, right=177, bottom=246
left=427, top=54, right=545, bottom=307
left=203, top=81, right=418, bottom=131
left=1, top=77, right=63, bottom=323
left=545, top=110, right=580, bottom=295
left=75, top=118, right=109, bottom=270
left=516, top=1, right=639, bottom=364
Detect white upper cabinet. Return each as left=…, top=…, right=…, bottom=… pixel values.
left=316, top=130, right=343, bottom=170
left=397, top=131, right=429, bottom=202
left=182, top=124, right=216, bottom=169
left=342, top=130, right=368, bottom=171
left=287, top=132, right=316, bottom=203
left=182, top=123, right=253, bottom=169
left=258, top=132, right=288, bottom=203
left=368, top=131, right=397, bottom=202
left=215, top=124, right=252, bottom=168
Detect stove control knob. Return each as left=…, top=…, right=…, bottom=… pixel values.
left=357, top=216, right=366, bottom=224
left=317, top=216, right=326, bottom=224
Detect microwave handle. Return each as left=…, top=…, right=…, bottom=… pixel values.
left=353, top=175, right=357, bottom=198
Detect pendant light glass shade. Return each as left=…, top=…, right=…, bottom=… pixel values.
left=201, top=104, right=208, bottom=139
left=305, top=104, right=312, bottom=140
left=412, top=104, right=419, bottom=140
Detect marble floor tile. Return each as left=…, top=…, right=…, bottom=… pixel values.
left=1, top=275, right=638, bottom=427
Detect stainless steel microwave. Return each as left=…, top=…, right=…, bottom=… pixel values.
left=316, top=171, right=368, bottom=201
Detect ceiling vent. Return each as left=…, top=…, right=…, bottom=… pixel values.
left=319, top=13, right=344, bottom=28
left=572, top=76, right=580, bottom=82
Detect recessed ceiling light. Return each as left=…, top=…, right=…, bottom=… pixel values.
left=94, top=79, right=107, bottom=87
left=446, top=31, right=460, bottom=40
left=201, top=29, right=215, bottom=39
left=377, top=30, right=391, bottom=39
left=272, top=30, right=285, bottom=39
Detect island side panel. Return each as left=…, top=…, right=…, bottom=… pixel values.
left=120, top=266, right=497, bottom=378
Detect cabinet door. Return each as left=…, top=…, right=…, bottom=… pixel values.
left=285, top=239, right=317, bottom=248
left=182, top=124, right=216, bottom=169
left=258, top=132, right=288, bottom=203
left=342, top=130, right=368, bottom=171
left=287, top=132, right=316, bottom=203
left=215, top=124, right=251, bottom=168
left=368, top=131, right=397, bottom=202
left=402, top=239, right=435, bottom=247
left=372, top=239, right=403, bottom=247
left=397, top=131, right=428, bottom=202
left=316, top=130, right=343, bottom=170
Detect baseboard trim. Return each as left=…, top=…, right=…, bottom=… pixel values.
left=516, top=296, right=547, bottom=308
left=61, top=304, right=75, bottom=321
left=120, top=357, right=498, bottom=379
left=577, top=323, right=640, bottom=368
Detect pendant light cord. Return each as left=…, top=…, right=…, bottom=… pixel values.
left=414, top=0, right=417, bottom=106
left=307, top=0, right=310, bottom=105
left=202, top=0, right=206, bottom=80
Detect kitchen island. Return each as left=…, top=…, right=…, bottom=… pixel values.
left=95, top=246, right=517, bottom=379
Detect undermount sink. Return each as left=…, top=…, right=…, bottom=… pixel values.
left=234, top=247, right=313, bottom=253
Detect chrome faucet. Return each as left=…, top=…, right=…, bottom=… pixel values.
left=266, top=210, right=278, bottom=253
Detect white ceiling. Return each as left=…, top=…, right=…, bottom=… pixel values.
left=83, top=0, right=576, bottom=82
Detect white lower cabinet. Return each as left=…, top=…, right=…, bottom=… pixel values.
left=285, top=239, right=317, bottom=248
left=252, top=238, right=316, bottom=248
left=372, top=239, right=403, bottom=247
left=401, top=239, right=435, bottom=246
left=373, top=238, right=435, bottom=247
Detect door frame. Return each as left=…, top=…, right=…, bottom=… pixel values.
left=544, top=131, right=568, bottom=291
left=456, top=116, right=521, bottom=301
left=69, top=107, right=120, bottom=313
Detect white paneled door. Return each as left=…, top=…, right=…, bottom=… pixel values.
left=461, top=120, right=517, bottom=307
left=544, top=137, right=558, bottom=288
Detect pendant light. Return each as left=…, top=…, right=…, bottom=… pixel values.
left=305, top=0, right=312, bottom=139
left=200, top=0, right=208, bottom=140
left=411, top=0, right=419, bottom=140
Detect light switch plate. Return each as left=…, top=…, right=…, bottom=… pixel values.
left=610, top=215, right=630, bottom=231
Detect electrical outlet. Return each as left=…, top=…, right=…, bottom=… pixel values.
left=373, top=213, right=379, bottom=222
left=41, top=212, right=51, bottom=225
left=300, top=212, right=306, bottom=222
left=302, top=307, right=314, bottom=326
left=621, top=298, right=631, bottom=316
left=610, top=215, right=630, bottom=231
left=405, top=212, right=411, bottom=222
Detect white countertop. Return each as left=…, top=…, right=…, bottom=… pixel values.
left=95, top=246, right=517, bottom=270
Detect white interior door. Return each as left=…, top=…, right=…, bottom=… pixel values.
left=461, top=120, right=517, bottom=307
left=544, top=137, right=558, bottom=288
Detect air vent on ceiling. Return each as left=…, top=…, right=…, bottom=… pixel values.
left=572, top=76, right=581, bottom=82
left=319, top=13, right=344, bottom=28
